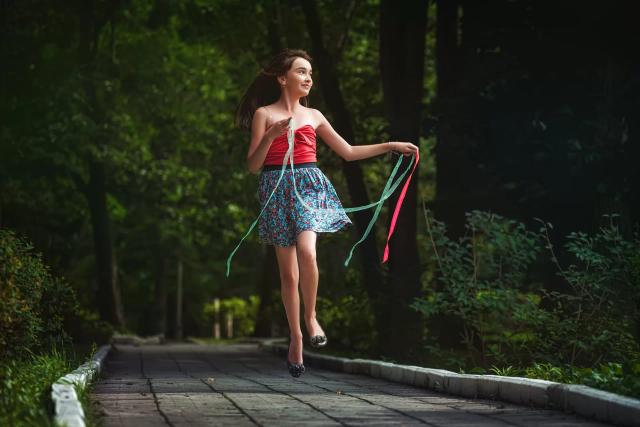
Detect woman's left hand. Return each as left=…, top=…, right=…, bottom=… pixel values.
left=388, top=141, right=419, bottom=157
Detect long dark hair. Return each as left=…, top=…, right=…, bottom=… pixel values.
left=235, top=48, right=313, bottom=130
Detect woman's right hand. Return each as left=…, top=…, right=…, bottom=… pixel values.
left=265, top=117, right=292, bottom=140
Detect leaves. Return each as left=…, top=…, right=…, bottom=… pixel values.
left=417, top=208, right=640, bottom=372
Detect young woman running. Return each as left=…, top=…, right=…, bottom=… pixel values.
left=235, top=48, right=418, bottom=377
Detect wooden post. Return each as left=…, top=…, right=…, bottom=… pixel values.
left=213, top=298, right=221, bottom=339
left=175, top=258, right=183, bottom=340
left=226, top=312, right=233, bottom=339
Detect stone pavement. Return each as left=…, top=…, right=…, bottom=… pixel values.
left=90, top=343, right=613, bottom=426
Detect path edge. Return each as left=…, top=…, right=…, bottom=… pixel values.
left=50, top=343, right=112, bottom=427
left=254, top=338, right=640, bottom=427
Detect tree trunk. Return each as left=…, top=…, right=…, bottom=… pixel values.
left=433, top=0, right=467, bottom=239
left=78, top=0, right=126, bottom=329
left=86, top=159, right=125, bottom=327
left=253, top=0, right=285, bottom=338
left=379, top=0, right=427, bottom=361
left=175, top=256, right=184, bottom=340
left=153, top=247, right=167, bottom=336
left=299, top=0, right=386, bottom=354
left=429, top=0, right=469, bottom=350
left=264, top=0, right=284, bottom=54
left=254, top=245, right=279, bottom=337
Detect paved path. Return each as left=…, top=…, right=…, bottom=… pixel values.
left=90, top=343, right=612, bottom=426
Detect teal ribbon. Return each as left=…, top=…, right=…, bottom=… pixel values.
left=226, top=118, right=415, bottom=277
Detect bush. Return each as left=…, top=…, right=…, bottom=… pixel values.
left=415, top=210, right=640, bottom=369
left=64, top=307, right=115, bottom=347
left=1, top=229, right=61, bottom=359
left=412, top=209, right=544, bottom=366
left=316, top=292, right=375, bottom=356
left=0, top=229, right=113, bottom=361
left=535, top=214, right=640, bottom=365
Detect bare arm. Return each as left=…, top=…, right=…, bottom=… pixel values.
left=314, top=109, right=418, bottom=161
left=246, top=108, right=290, bottom=174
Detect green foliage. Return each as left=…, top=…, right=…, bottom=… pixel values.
left=2, top=1, right=268, bottom=336
left=0, top=0, right=427, bottom=340
left=71, top=343, right=101, bottom=427
left=489, top=365, right=520, bottom=376
left=0, top=230, right=41, bottom=357
left=485, top=360, right=640, bottom=399
left=2, top=3, right=637, bottom=401
left=203, top=296, right=260, bottom=337
left=0, top=344, right=70, bottom=426
left=523, top=362, right=565, bottom=382
left=65, top=307, right=115, bottom=348
left=412, top=209, right=544, bottom=365
left=570, top=361, right=640, bottom=398
left=0, top=229, right=113, bottom=361
left=0, top=229, right=68, bottom=359
left=316, top=293, right=376, bottom=355
left=0, top=342, right=101, bottom=427
left=535, top=214, right=640, bottom=365
left=416, top=209, right=640, bottom=397
left=459, top=366, right=488, bottom=375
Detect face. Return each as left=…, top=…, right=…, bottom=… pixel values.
left=279, top=57, right=313, bottom=96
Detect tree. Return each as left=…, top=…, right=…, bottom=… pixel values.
left=299, top=0, right=386, bottom=353
left=379, top=0, right=428, bottom=359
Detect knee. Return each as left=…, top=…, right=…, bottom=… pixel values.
left=297, top=246, right=316, bottom=266
left=280, top=270, right=299, bottom=288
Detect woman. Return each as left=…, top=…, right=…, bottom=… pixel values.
left=236, top=48, right=418, bottom=377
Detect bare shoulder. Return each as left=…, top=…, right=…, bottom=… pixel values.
left=254, top=106, right=268, bottom=117
left=310, top=108, right=329, bottom=128
left=251, top=107, right=268, bottom=132
left=308, top=107, right=323, bottom=117
left=260, top=104, right=278, bottom=125
left=253, top=107, right=267, bottom=123
left=308, top=107, right=324, bottom=120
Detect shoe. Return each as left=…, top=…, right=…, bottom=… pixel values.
left=286, top=359, right=305, bottom=377
left=310, top=335, right=328, bottom=348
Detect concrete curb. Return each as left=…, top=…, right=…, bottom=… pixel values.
left=51, top=344, right=112, bottom=427
left=258, top=338, right=640, bottom=427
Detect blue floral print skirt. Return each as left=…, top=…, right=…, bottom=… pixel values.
left=258, top=165, right=352, bottom=247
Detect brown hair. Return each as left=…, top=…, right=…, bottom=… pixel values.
left=235, top=48, right=313, bottom=130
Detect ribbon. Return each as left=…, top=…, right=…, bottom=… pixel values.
left=382, top=149, right=419, bottom=263
left=226, top=117, right=418, bottom=277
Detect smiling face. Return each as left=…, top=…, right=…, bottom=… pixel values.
left=278, top=57, right=313, bottom=96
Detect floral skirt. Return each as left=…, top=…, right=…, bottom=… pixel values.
left=258, top=166, right=352, bottom=247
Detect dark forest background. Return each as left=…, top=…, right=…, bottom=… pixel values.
left=2, top=0, right=639, bottom=379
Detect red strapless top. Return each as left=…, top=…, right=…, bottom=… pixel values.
left=263, top=124, right=317, bottom=166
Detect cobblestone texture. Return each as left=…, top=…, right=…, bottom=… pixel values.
left=90, top=343, right=613, bottom=426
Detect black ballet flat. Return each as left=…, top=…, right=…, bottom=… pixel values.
left=286, top=360, right=306, bottom=378
left=310, top=335, right=328, bottom=348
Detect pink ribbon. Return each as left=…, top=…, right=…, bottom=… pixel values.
left=382, top=150, right=419, bottom=263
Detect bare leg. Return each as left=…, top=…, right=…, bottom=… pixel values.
left=274, top=243, right=303, bottom=364
left=296, top=231, right=325, bottom=338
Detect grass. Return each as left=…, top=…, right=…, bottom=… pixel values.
left=480, top=361, right=640, bottom=400
left=75, top=370, right=103, bottom=427
left=0, top=341, right=101, bottom=427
